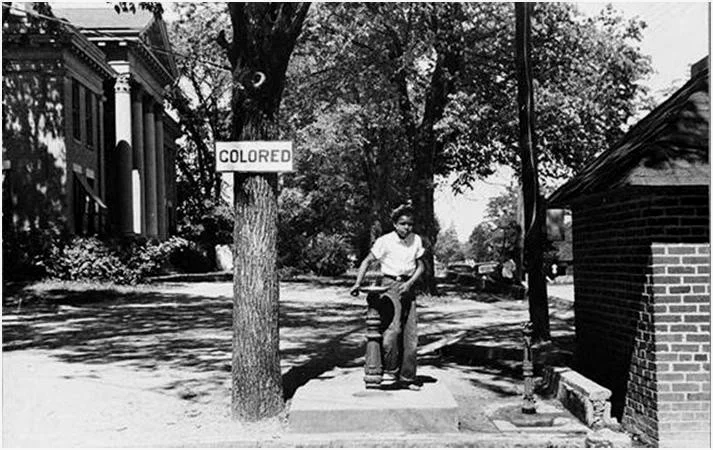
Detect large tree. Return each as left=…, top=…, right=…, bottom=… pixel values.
left=438, top=3, right=652, bottom=189
left=283, top=3, right=652, bottom=293
left=215, top=2, right=310, bottom=421
left=282, top=5, right=415, bottom=260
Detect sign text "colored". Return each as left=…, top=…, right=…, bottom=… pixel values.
left=215, top=141, right=293, bottom=172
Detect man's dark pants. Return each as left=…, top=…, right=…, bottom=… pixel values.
left=377, top=279, right=417, bottom=383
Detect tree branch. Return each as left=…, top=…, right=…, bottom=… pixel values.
left=287, top=2, right=311, bottom=40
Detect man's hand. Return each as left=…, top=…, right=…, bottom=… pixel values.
left=397, top=282, right=413, bottom=295
left=350, top=284, right=361, bottom=296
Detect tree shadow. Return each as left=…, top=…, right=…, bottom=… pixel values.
left=3, top=283, right=576, bottom=405
left=3, top=284, right=371, bottom=401
left=3, top=38, right=77, bottom=279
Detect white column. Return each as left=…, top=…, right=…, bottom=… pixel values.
left=114, top=73, right=133, bottom=235
left=155, top=107, right=166, bottom=239
left=143, top=99, right=158, bottom=237
left=131, top=88, right=144, bottom=234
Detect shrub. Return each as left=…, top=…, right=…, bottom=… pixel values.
left=176, top=201, right=233, bottom=271
left=46, top=237, right=135, bottom=284
left=303, top=233, right=351, bottom=276
left=3, top=223, right=68, bottom=281
left=162, top=236, right=212, bottom=273
left=277, top=265, right=308, bottom=280
left=44, top=235, right=210, bottom=284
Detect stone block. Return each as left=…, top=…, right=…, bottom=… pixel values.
left=289, top=368, right=458, bottom=434
left=544, top=367, right=613, bottom=428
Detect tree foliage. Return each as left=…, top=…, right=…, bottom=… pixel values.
left=466, top=184, right=520, bottom=264
left=433, top=225, right=465, bottom=265
left=167, top=3, right=232, bottom=208
left=437, top=3, right=653, bottom=191
left=165, top=3, right=235, bottom=258
left=283, top=3, right=652, bottom=291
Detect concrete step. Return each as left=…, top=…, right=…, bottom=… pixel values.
left=288, top=368, right=458, bottom=434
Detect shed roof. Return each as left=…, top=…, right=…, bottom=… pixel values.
left=549, top=58, right=710, bottom=207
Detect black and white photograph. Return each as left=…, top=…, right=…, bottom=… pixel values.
left=2, top=1, right=710, bottom=447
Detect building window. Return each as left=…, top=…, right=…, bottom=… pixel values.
left=72, top=79, right=81, bottom=140
left=73, top=172, right=107, bottom=236
left=85, top=91, right=94, bottom=148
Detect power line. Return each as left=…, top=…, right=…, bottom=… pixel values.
left=6, top=5, right=233, bottom=72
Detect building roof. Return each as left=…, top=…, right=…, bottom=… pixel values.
left=53, top=6, right=178, bottom=80
left=2, top=6, right=115, bottom=80
left=53, top=7, right=154, bottom=35
left=549, top=58, right=710, bottom=207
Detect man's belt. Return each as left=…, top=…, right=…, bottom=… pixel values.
left=384, top=274, right=409, bottom=282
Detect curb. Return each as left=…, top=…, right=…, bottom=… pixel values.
left=167, top=431, right=589, bottom=448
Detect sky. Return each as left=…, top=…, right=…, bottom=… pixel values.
left=435, top=1, right=710, bottom=242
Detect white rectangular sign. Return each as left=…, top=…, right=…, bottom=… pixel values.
left=215, top=141, right=293, bottom=172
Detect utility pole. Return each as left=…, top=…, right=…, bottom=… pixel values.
left=515, top=2, right=550, bottom=341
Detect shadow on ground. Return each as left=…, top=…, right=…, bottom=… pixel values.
left=3, top=282, right=574, bottom=405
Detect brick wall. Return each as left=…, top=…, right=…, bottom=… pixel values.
left=649, top=243, right=710, bottom=448
left=571, top=185, right=709, bottom=447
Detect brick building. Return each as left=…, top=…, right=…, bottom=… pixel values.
left=549, top=58, right=710, bottom=447
left=2, top=5, right=179, bottom=239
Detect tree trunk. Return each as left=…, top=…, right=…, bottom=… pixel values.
left=515, top=2, right=550, bottom=341
left=232, top=170, right=283, bottom=421
left=219, top=3, right=309, bottom=421
left=411, top=140, right=438, bottom=294
left=229, top=70, right=286, bottom=419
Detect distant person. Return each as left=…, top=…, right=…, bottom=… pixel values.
left=351, top=204, right=425, bottom=390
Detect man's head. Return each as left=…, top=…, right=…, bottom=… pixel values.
left=391, top=204, right=415, bottom=239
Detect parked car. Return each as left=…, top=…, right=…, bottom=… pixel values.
left=445, top=260, right=526, bottom=298
left=445, top=261, right=498, bottom=286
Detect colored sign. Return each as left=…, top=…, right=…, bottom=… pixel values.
left=215, top=141, right=293, bottom=172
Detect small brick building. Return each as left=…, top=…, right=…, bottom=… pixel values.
left=549, top=58, right=710, bottom=447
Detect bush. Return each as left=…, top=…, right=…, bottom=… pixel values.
left=46, top=237, right=136, bottom=284
left=303, top=233, right=351, bottom=276
left=3, top=223, right=69, bottom=281
left=45, top=235, right=210, bottom=284
left=176, top=201, right=233, bottom=271
left=162, top=237, right=212, bottom=273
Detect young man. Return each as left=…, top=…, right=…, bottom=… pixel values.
left=350, top=204, right=425, bottom=390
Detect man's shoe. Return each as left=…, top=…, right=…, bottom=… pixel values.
left=399, top=381, right=421, bottom=391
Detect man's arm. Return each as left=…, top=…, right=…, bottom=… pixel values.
left=351, top=252, right=376, bottom=295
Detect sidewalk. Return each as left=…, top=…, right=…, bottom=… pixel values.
left=3, top=280, right=580, bottom=447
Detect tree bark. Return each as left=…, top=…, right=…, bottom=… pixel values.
left=232, top=170, right=282, bottom=421
left=411, top=140, right=438, bottom=294
left=515, top=2, right=550, bottom=341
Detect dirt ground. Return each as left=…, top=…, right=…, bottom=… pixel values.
left=2, top=280, right=574, bottom=447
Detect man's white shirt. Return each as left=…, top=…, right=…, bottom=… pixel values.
left=370, top=231, right=425, bottom=277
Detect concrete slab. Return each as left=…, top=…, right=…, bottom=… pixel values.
left=289, top=368, right=459, bottom=433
